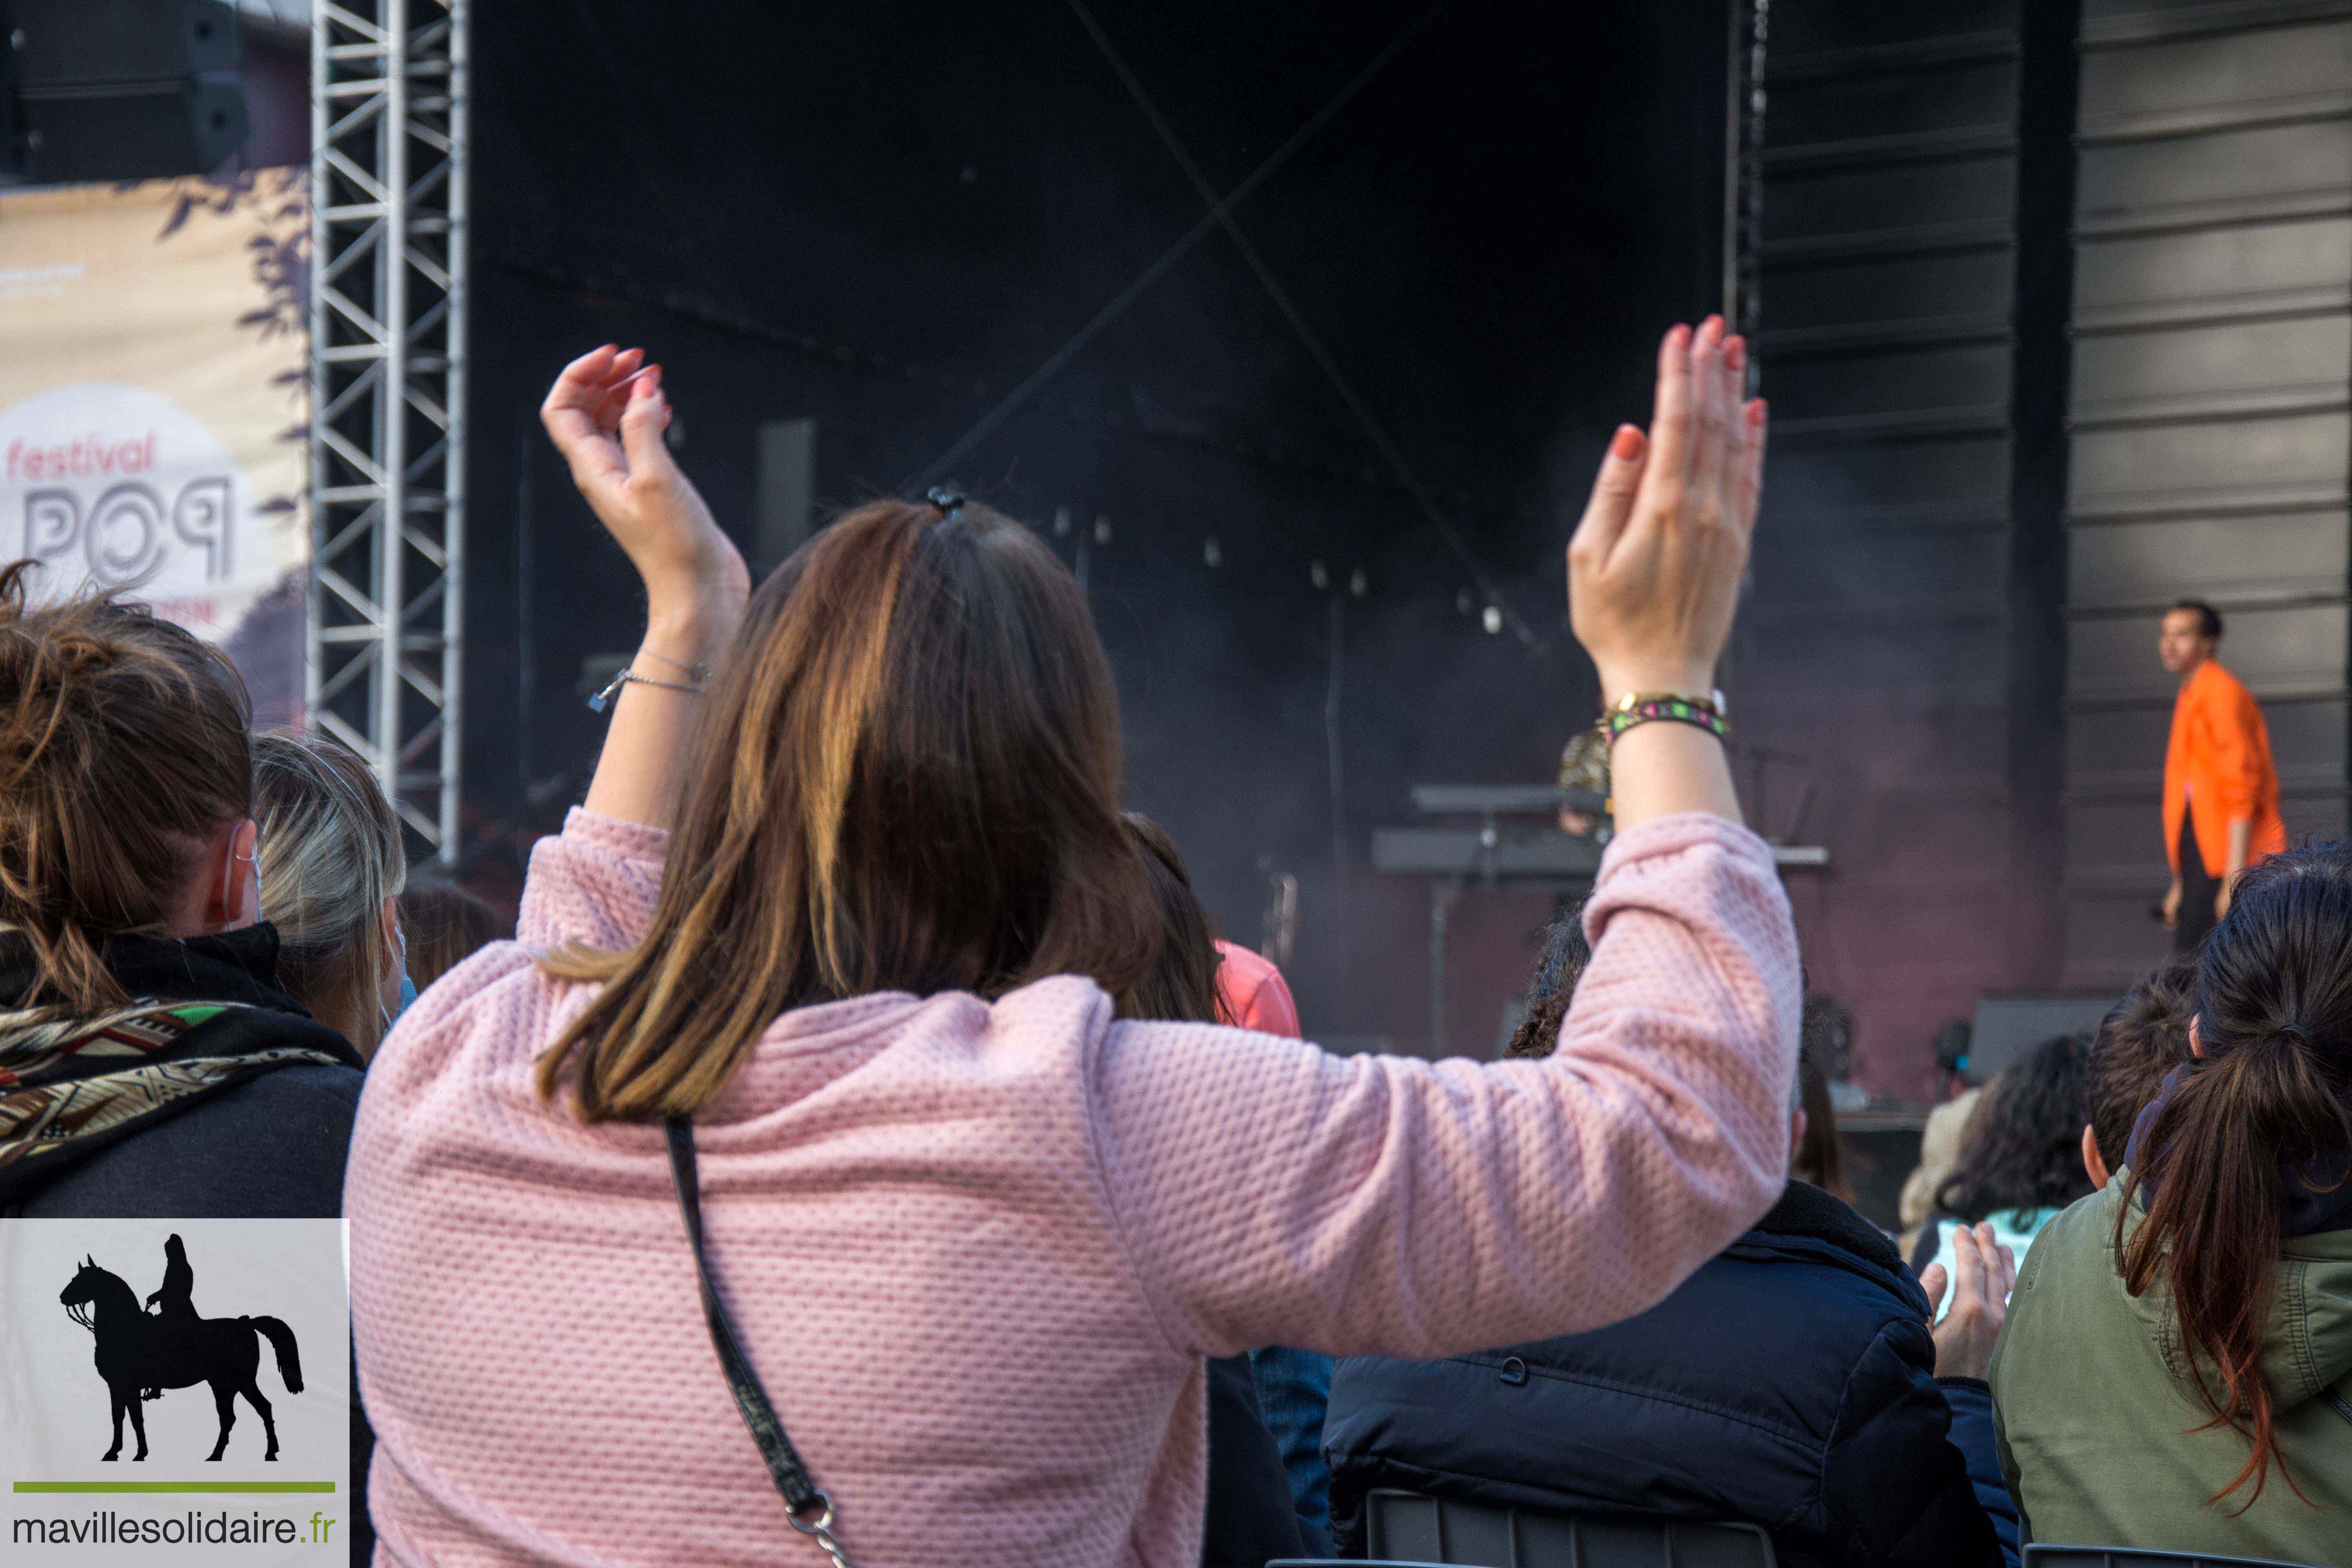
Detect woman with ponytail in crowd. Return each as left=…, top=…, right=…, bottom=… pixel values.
left=1992, top=841, right=2352, bottom=1557
left=347, top=321, right=1794, bottom=1568
left=0, top=570, right=366, bottom=1219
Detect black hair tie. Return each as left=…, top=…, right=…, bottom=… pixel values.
left=2258, top=1020, right=2314, bottom=1053
left=924, top=485, right=967, bottom=519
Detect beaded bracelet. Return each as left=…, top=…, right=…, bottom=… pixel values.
left=1600, top=693, right=1728, bottom=746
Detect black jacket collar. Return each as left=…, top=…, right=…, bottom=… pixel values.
left=0, top=922, right=312, bottom=1019
left=1750, top=1176, right=1904, bottom=1265
left=1725, top=1178, right=1929, bottom=1316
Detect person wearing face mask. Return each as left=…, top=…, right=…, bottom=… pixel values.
left=252, top=731, right=414, bottom=1058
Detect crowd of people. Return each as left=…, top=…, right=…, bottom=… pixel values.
left=1, top=318, right=2346, bottom=1567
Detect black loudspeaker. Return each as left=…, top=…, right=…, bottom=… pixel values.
left=9, top=0, right=250, bottom=183
left=1967, top=994, right=2121, bottom=1086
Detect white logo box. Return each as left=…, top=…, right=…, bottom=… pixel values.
left=0, top=1218, right=350, bottom=1564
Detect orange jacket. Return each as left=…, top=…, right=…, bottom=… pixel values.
left=2163, top=658, right=2286, bottom=877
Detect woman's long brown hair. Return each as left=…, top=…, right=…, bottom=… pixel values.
left=1122, top=813, right=1222, bottom=1026
left=2118, top=841, right=2352, bottom=1510
left=538, top=500, right=1160, bottom=1121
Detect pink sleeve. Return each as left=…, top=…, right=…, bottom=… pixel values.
left=1087, top=813, right=1798, bottom=1361
left=515, top=807, right=671, bottom=953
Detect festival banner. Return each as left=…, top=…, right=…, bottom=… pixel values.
left=0, top=172, right=309, bottom=726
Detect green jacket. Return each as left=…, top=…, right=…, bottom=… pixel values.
left=1989, top=1176, right=2352, bottom=1564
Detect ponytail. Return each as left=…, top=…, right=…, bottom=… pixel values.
left=2118, top=843, right=2352, bottom=1510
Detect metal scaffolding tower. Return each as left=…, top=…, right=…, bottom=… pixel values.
left=308, top=0, right=468, bottom=858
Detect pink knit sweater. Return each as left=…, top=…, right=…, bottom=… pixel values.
left=347, top=809, right=1797, bottom=1567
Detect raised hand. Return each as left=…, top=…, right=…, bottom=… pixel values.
left=1568, top=316, right=1765, bottom=705
left=540, top=345, right=749, bottom=626
left=543, top=346, right=749, bottom=829
left=1568, top=318, right=1766, bottom=832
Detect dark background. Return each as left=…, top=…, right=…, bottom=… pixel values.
left=457, top=0, right=1740, bottom=1056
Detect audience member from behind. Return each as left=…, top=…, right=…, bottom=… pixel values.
left=1125, top=813, right=1325, bottom=1566
left=347, top=324, right=1795, bottom=1566
left=1992, top=842, right=2352, bottom=1557
left=1900, top=1067, right=1983, bottom=1257
left=2080, top=953, right=2195, bottom=1189
left=1213, top=937, right=1298, bottom=1035
left=253, top=730, right=410, bottom=1060
left=0, top=565, right=365, bottom=1218
left=1912, top=1033, right=2093, bottom=1309
left=1325, top=908, right=2021, bottom=1566
left=399, top=877, right=513, bottom=992
left=1794, top=1009, right=1855, bottom=1202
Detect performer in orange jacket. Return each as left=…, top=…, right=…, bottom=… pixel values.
left=2161, top=599, right=2285, bottom=952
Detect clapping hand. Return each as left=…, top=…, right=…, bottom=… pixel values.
left=1920, top=1221, right=2018, bottom=1381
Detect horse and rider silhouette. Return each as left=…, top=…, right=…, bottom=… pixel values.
left=59, top=1236, right=303, bottom=1463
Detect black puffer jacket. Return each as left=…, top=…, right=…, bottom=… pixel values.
left=1322, top=1180, right=2018, bottom=1568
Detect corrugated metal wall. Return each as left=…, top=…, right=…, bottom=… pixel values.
left=2062, top=0, right=2352, bottom=988
left=1749, top=1, right=2077, bottom=1093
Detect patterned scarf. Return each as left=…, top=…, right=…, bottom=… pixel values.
left=0, top=924, right=362, bottom=1207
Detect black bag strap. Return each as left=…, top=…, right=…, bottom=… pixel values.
left=666, top=1116, right=855, bottom=1566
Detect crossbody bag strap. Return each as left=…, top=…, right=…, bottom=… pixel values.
left=665, top=1116, right=856, bottom=1568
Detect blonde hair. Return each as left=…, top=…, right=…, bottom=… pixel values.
left=253, top=731, right=407, bottom=1055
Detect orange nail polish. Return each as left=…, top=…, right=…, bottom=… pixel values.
left=1609, top=425, right=1643, bottom=460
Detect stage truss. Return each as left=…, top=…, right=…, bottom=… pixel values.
left=307, top=0, right=469, bottom=858
left=1723, top=0, right=1766, bottom=350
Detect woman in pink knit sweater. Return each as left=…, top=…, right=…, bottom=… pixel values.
left=346, top=322, right=1790, bottom=1567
